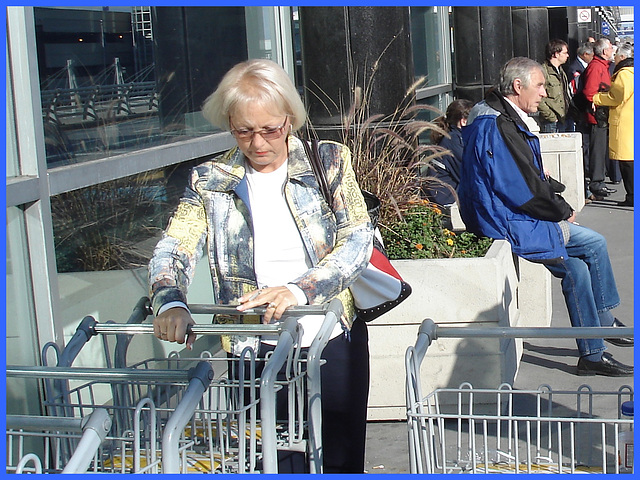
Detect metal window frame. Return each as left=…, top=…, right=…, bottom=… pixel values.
left=6, top=6, right=62, bottom=356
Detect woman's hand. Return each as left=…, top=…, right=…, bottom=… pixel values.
left=237, top=286, right=298, bottom=324
left=153, top=307, right=196, bottom=350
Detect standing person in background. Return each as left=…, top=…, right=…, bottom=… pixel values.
left=458, top=57, right=633, bottom=377
left=565, top=42, right=594, bottom=132
left=593, top=43, right=634, bottom=207
left=537, top=39, right=571, bottom=133
left=565, top=42, right=595, bottom=201
left=423, top=99, right=474, bottom=206
left=581, top=38, right=616, bottom=199
left=567, top=42, right=595, bottom=96
left=149, top=59, right=374, bottom=473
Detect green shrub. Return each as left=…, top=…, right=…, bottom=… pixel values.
left=381, top=200, right=493, bottom=260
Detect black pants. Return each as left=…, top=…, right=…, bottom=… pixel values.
left=619, top=161, right=634, bottom=202
left=239, top=319, right=370, bottom=473
left=588, top=124, right=608, bottom=192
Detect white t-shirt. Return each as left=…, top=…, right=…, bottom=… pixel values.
left=245, top=160, right=343, bottom=347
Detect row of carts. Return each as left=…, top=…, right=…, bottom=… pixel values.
left=7, top=297, right=341, bottom=474
left=6, top=298, right=634, bottom=474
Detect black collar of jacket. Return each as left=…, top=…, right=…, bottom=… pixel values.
left=613, top=57, right=634, bottom=75
left=484, top=89, right=532, bottom=133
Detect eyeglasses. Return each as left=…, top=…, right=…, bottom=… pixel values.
left=229, top=119, right=288, bottom=141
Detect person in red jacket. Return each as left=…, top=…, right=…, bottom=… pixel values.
left=581, top=38, right=616, bottom=199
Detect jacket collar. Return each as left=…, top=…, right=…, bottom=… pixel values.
left=205, top=135, right=317, bottom=193
left=484, top=90, right=532, bottom=133
left=613, top=57, right=634, bottom=75
left=592, top=54, right=611, bottom=68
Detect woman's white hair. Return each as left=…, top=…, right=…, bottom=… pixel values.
left=202, top=59, right=307, bottom=131
left=498, top=57, right=544, bottom=96
left=617, top=43, right=634, bottom=59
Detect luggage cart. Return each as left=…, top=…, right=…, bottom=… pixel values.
left=405, top=319, right=634, bottom=474
left=6, top=297, right=342, bottom=474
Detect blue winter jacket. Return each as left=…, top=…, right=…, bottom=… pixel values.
left=458, top=91, right=574, bottom=263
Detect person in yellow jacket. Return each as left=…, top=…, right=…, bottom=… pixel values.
left=593, top=43, right=634, bottom=207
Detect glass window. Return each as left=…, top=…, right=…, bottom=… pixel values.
left=410, top=6, right=450, bottom=87
left=6, top=207, right=42, bottom=415
left=34, top=6, right=289, bottom=167
left=50, top=162, right=199, bottom=273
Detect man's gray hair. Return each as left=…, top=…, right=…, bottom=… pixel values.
left=498, top=57, right=544, bottom=96
left=577, top=42, right=594, bottom=57
left=593, top=38, right=611, bottom=56
left=617, top=43, right=634, bottom=59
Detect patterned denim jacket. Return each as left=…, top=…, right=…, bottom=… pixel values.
left=148, top=135, right=373, bottom=332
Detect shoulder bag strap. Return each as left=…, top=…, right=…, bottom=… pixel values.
left=302, top=138, right=332, bottom=206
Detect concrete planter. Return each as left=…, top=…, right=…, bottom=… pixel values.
left=367, top=239, right=524, bottom=420
left=539, top=132, right=585, bottom=213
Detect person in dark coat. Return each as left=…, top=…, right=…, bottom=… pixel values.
left=423, top=99, right=474, bottom=206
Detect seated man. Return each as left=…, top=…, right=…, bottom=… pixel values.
left=458, top=57, right=632, bottom=377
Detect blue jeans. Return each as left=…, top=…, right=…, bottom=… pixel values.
left=540, top=121, right=566, bottom=133
left=544, top=223, right=620, bottom=357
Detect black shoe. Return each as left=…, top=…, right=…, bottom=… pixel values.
left=605, top=319, right=634, bottom=346
left=590, top=188, right=612, bottom=197
left=577, top=352, right=633, bottom=377
left=617, top=199, right=634, bottom=207
left=601, top=186, right=618, bottom=194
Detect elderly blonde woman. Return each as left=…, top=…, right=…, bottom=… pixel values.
left=593, top=43, right=634, bottom=207
left=148, top=59, right=374, bottom=473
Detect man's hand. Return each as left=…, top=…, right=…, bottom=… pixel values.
left=153, top=307, right=196, bottom=350
left=567, top=211, right=577, bottom=223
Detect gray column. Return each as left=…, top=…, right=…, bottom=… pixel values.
left=452, top=6, right=513, bottom=103
left=298, top=6, right=414, bottom=142
left=512, top=7, right=549, bottom=63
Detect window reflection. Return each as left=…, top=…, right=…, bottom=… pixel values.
left=50, top=161, right=198, bottom=272
left=411, top=7, right=447, bottom=86
left=35, top=6, right=284, bottom=167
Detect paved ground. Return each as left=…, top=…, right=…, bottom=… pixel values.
left=364, top=186, right=634, bottom=474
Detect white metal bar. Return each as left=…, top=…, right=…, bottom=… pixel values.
left=305, top=298, right=342, bottom=474
left=161, top=361, right=213, bottom=473
left=61, top=409, right=111, bottom=473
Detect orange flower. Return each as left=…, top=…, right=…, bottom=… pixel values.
left=415, top=243, right=424, bottom=250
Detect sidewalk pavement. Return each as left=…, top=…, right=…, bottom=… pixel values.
left=364, top=186, right=634, bottom=474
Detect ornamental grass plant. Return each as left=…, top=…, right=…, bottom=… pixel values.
left=323, top=54, right=493, bottom=260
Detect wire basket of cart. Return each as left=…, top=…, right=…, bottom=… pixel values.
left=405, top=319, right=634, bottom=474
